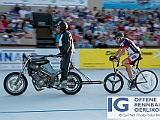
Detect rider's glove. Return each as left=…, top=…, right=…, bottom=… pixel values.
left=57, top=52, right=64, bottom=57
left=109, top=56, right=119, bottom=62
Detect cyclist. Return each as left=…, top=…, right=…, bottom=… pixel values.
left=56, top=20, right=75, bottom=89
left=109, top=32, right=142, bottom=90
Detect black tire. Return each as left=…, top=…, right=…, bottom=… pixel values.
left=104, top=73, right=124, bottom=94
left=61, top=72, right=82, bottom=95
left=4, top=72, right=28, bottom=96
left=135, top=70, right=158, bottom=94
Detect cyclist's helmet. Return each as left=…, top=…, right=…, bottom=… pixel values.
left=114, top=32, right=124, bottom=40
left=56, top=20, right=68, bottom=30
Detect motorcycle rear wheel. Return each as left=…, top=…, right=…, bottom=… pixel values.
left=61, top=72, right=82, bottom=95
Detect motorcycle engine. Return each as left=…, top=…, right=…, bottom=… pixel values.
left=32, top=70, right=51, bottom=88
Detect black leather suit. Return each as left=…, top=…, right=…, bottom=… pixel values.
left=59, top=30, right=75, bottom=82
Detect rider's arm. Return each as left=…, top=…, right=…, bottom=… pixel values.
left=114, top=47, right=126, bottom=59
left=61, top=32, right=71, bottom=54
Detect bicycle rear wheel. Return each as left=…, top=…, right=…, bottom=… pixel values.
left=135, top=70, right=158, bottom=94
left=104, top=73, right=124, bottom=94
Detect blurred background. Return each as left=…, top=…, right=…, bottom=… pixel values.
left=0, top=0, right=159, bottom=70
left=0, top=0, right=159, bottom=48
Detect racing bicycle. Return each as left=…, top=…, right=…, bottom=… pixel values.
left=103, top=57, right=158, bottom=94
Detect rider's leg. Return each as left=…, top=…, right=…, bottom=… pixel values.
left=60, top=52, right=72, bottom=88
left=122, top=57, right=136, bottom=90
left=122, top=58, right=133, bottom=79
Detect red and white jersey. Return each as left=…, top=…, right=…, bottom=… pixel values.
left=120, top=38, right=140, bottom=55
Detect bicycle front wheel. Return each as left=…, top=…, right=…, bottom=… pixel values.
left=104, top=73, right=124, bottom=94
left=136, top=70, right=158, bottom=94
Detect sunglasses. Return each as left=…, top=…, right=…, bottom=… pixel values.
left=57, top=26, right=60, bottom=28
left=116, top=37, right=121, bottom=40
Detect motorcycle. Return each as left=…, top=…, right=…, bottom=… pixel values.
left=3, top=53, right=82, bottom=95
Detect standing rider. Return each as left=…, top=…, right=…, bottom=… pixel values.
left=56, top=20, right=75, bottom=89
left=109, top=32, right=142, bottom=90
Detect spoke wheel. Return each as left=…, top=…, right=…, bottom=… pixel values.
left=136, top=70, right=158, bottom=94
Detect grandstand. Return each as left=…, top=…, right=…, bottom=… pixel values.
left=0, top=0, right=159, bottom=48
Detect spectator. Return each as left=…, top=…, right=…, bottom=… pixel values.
left=72, top=31, right=80, bottom=41
left=84, top=17, right=91, bottom=27
left=53, top=5, right=59, bottom=13
left=69, top=25, right=77, bottom=34
left=106, top=19, right=115, bottom=31
left=23, top=21, right=33, bottom=34
left=14, top=24, right=25, bottom=38
left=118, top=22, right=125, bottom=31
left=76, top=35, right=84, bottom=48
left=70, top=10, right=78, bottom=19
left=105, top=12, right=112, bottom=21
left=133, top=29, right=142, bottom=40
left=46, top=5, right=53, bottom=13
left=150, top=33, right=159, bottom=44
left=118, top=11, right=125, bottom=19
left=63, top=7, right=70, bottom=18
left=11, top=15, right=21, bottom=29
left=81, top=40, right=93, bottom=48
left=4, top=24, right=14, bottom=38
left=26, top=6, right=33, bottom=20
left=14, top=4, right=21, bottom=14
left=129, top=15, right=135, bottom=25
left=141, top=32, right=151, bottom=46
left=89, top=22, right=95, bottom=33
left=83, top=30, right=93, bottom=44
left=75, top=19, right=84, bottom=34
left=91, top=39, right=97, bottom=48
left=0, top=34, right=10, bottom=44
left=0, top=21, right=5, bottom=33
left=100, top=7, right=106, bottom=16
left=96, top=37, right=108, bottom=48
left=52, top=29, right=60, bottom=48
left=9, top=7, right=17, bottom=15
left=0, top=15, right=8, bottom=27
left=19, top=6, right=27, bottom=19
left=92, top=6, right=98, bottom=16
left=140, top=23, right=147, bottom=33
left=93, top=26, right=102, bottom=37
left=106, top=35, right=118, bottom=46
left=154, top=28, right=160, bottom=36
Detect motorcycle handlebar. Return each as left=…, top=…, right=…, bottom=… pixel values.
left=22, top=53, right=63, bottom=61
left=29, top=54, right=63, bottom=58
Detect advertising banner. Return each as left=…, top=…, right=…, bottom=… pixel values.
left=0, top=49, right=36, bottom=70
left=79, top=49, right=160, bottom=69
left=1, top=0, right=30, bottom=5
left=102, top=0, right=160, bottom=10
left=31, top=0, right=58, bottom=6
left=0, top=49, right=78, bottom=70
left=0, top=0, right=88, bottom=7
left=59, top=0, right=87, bottom=7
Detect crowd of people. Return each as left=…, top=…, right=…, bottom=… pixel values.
left=0, top=4, right=34, bottom=45
left=0, top=4, right=160, bottom=48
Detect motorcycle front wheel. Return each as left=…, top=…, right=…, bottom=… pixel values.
left=61, top=72, right=82, bottom=95
left=4, top=72, right=28, bottom=96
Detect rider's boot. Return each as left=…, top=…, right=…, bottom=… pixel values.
left=54, top=80, right=67, bottom=90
